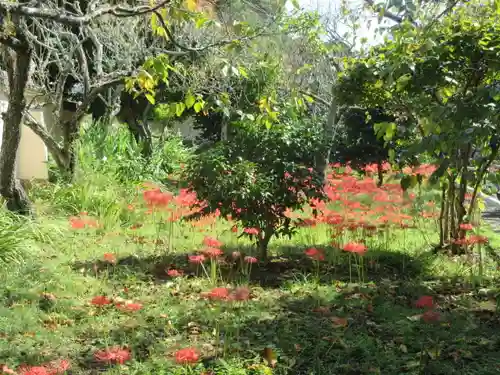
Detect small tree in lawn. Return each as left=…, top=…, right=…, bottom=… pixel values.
left=183, top=119, right=326, bottom=260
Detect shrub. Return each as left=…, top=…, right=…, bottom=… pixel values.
left=183, top=120, right=325, bottom=259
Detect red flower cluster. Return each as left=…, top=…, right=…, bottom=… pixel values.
left=174, top=348, right=199, bottom=364
left=415, top=295, right=440, bottom=323
left=16, top=360, right=70, bottom=375
left=343, top=242, right=367, bottom=255
left=90, top=296, right=143, bottom=312
left=304, top=248, right=325, bottom=261
left=202, top=286, right=252, bottom=301
left=69, top=213, right=98, bottom=229
left=94, top=347, right=131, bottom=364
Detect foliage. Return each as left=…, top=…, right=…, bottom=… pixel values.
left=183, top=119, right=326, bottom=258
left=335, top=0, right=500, bottom=249
left=76, top=121, right=192, bottom=185
left=0, top=210, right=31, bottom=266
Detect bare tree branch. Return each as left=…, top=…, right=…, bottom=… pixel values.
left=364, top=0, right=409, bottom=25
left=0, top=0, right=172, bottom=26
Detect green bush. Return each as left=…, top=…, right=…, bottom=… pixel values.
left=183, top=120, right=325, bottom=259
left=75, top=122, right=193, bottom=184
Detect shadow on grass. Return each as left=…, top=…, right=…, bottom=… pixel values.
left=74, top=274, right=500, bottom=375
left=71, top=244, right=438, bottom=289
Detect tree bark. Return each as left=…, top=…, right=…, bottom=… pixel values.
left=0, top=45, right=32, bottom=215
left=315, top=91, right=338, bottom=182
left=258, top=227, right=274, bottom=261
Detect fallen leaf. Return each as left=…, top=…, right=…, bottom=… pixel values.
left=262, top=347, right=277, bottom=368
left=407, top=314, right=422, bottom=321
left=330, top=316, right=348, bottom=328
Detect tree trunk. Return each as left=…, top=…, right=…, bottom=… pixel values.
left=258, top=227, right=274, bottom=261
left=376, top=161, right=384, bottom=187
left=439, top=182, right=446, bottom=247
left=0, top=46, right=32, bottom=215
left=315, top=92, right=338, bottom=182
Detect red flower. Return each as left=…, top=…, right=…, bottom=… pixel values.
left=18, top=366, right=49, bottom=375
left=188, top=255, right=205, bottom=264
left=467, top=235, right=488, bottom=245
left=69, top=217, right=85, bottom=229
left=304, top=248, right=325, bottom=261
left=91, top=295, right=112, bottom=306
left=421, top=310, right=441, bottom=323
left=174, top=347, right=199, bottom=365
left=459, top=223, right=474, bottom=231
left=205, top=287, right=230, bottom=300
left=203, top=236, right=223, bottom=248
left=343, top=242, right=367, bottom=255
left=103, top=253, right=116, bottom=264
left=116, top=302, right=142, bottom=312
left=243, top=227, right=259, bottom=235
left=231, top=225, right=238, bottom=233
left=202, top=247, right=223, bottom=258
left=167, top=269, right=183, bottom=277
left=94, top=347, right=131, bottom=364
left=415, top=295, right=434, bottom=309
left=244, top=256, right=258, bottom=264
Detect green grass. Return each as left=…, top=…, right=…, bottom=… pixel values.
left=2, top=177, right=500, bottom=375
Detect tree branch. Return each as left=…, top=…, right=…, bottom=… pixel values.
left=0, top=0, right=172, bottom=26
left=364, top=0, right=412, bottom=25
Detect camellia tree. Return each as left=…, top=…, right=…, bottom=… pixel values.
left=335, top=0, right=500, bottom=252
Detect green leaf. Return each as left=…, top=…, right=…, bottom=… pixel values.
left=145, top=93, right=155, bottom=104
left=290, top=0, right=300, bottom=9
left=238, top=66, right=249, bottom=78
left=396, top=74, right=411, bottom=92
left=175, top=102, right=186, bottom=117
left=185, top=92, right=196, bottom=109
left=193, top=102, right=203, bottom=113
left=303, top=95, right=314, bottom=103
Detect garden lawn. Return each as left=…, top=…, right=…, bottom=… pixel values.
left=1, top=174, right=500, bottom=375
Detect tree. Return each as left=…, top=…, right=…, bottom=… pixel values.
left=336, top=0, right=500, bottom=252
left=0, top=0, right=170, bottom=212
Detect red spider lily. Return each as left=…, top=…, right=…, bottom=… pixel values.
left=18, top=360, right=70, bottom=375
left=415, top=295, right=434, bottom=309
left=421, top=310, right=441, bottom=323
left=204, top=287, right=230, bottom=300
left=202, top=247, right=224, bottom=258
left=167, top=269, right=183, bottom=277
left=174, top=347, right=200, bottom=365
left=188, top=255, right=205, bottom=264
left=129, top=223, right=143, bottom=230
left=231, top=225, right=238, bottom=233
left=94, top=347, right=131, bottom=364
left=91, top=295, right=112, bottom=306
left=243, top=227, right=260, bottom=235
left=203, top=236, right=222, bottom=248
left=467, top=235, right=488, bottom=245
left=17, top=366, right=49, bottom=375
left=343, top=242, right=367, bottom=255
left=127, top=204, right=134, bottom=211
left=116, top=302, right=143, bottom=312
left=304, top=248, right=325, bottom=261
left=229, top=286, right=251, bottom=301
left=244, top=256, right=258, bottom=264
left=459, top=223, right=474, bottom=231
left=69, top=217, right=85, bottom=229
left=103, top=253, right=116, bottom=264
